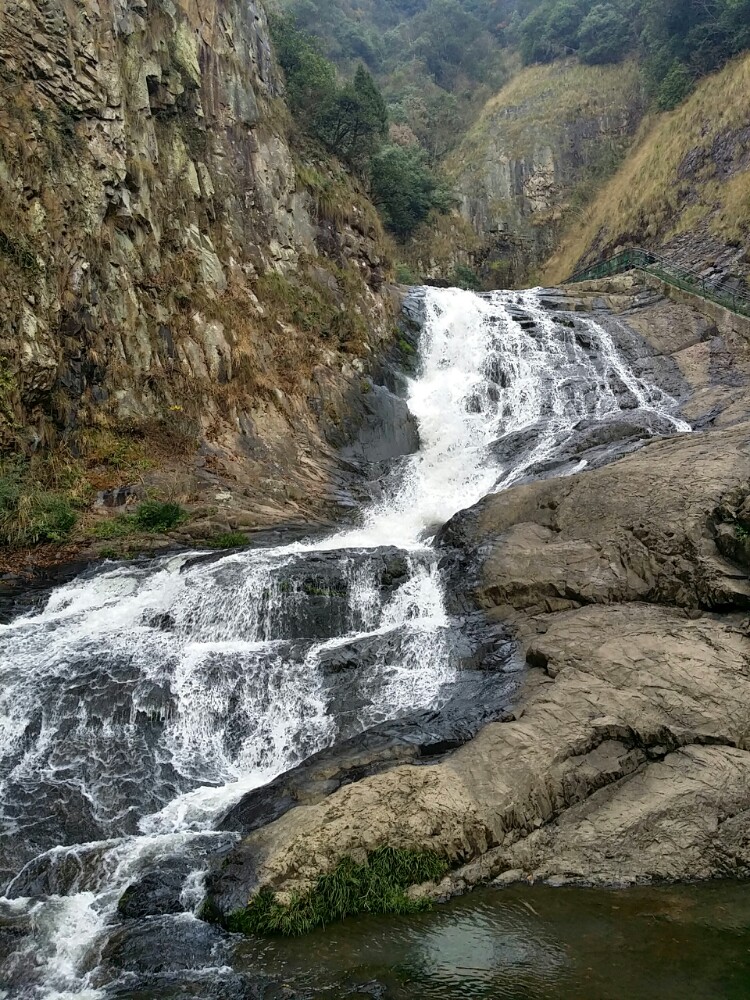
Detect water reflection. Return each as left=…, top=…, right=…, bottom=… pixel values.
left=238, top=882, right=750, bottom=1000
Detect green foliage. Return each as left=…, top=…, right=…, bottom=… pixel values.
left=516, top=0, right=750, bottom=101
left=578, top=4, right=632, bottom=65
left=395, top=262, right=417, bottom=284
left=92, top=501, right=187, bottom=540
left=0, top=464, right=77, bottom=546
left=451, top=263, right=482, bottom=289
left=91, top=515, right=139, bottom=540
left=133, top=501, right=187, bottom=532
left=370, top=145, right=452, bottom=237
left=655, top=59, right=693, bottom=109
left=209, top=531, right=250, bottom=549
left=271, top=15, right=389, bottom=167
left=224, top=846, right=448, bottom=937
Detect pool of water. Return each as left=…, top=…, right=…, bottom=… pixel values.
left=237, top=882, right=750, bottom=999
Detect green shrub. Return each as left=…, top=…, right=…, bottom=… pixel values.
left=0, top=466, right=77, bottom=546
left=209, top=531, right=250, bottom=549
left=134, top=501, right=186, bottom=532
left=224, top=846, right=448, bottom=937
left=451, top=264, right=481, bottom=291
left=395, top=262, right=417, bottom=284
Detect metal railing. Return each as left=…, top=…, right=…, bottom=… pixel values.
left=564, top=247, right=750, bottom=319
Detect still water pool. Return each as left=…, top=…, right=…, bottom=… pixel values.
left=238, top=882, right=750, bottom=999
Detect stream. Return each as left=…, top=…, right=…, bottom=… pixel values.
left=0, top=287, right=693, bottom=998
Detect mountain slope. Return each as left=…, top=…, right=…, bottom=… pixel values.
left=543, top=53, right=750, bottom=288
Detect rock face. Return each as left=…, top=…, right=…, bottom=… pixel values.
left=419, top=60, right=643, bottom=286
left=543, top=54, right=750, bottom=290
left=203, top=280, right=750, bottom=914
left=0, top=0, right=400, bottom=524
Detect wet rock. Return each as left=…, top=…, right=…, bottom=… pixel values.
left=117, top=859, right=193, bottom=919
left=440, top=423, right=750, bottom=614
left=100, top=914, right=229, bottom=976
left=340, top=384, right=420, bottom=467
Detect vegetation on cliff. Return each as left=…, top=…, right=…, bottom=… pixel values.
left=543, top=53, right=750, bottom=285
left=270, top=14, right=453, bottom=238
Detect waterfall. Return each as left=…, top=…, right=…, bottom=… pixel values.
left=0, top=288, right=689, bottom=999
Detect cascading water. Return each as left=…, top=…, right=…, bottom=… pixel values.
left=0, top=288, right=689, bottom=999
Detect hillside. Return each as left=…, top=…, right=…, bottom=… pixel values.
left=543, top=53, right=750, bottom=288
left=0, top=0, right=409, bottom=565
left=412, top=58, right=643, bottom=285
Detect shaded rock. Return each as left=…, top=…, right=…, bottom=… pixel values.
left=117, top=859, right=193, bottom=919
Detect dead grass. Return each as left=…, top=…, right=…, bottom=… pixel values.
left=543, top=52, right=750, bottom=283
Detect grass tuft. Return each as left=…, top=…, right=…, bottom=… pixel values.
left=223, top=846, right=448, bottom=938
left=0, top=462, right=77, bottom=546
left=208, top=531, right=249, bottom=549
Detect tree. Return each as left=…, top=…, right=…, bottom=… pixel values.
left=354, top=65, right=389, bottom=141
left=578, top=4, right=633, bottom=64
left=370, top=145, right=450, bottom=237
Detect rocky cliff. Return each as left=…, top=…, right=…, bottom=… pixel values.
left=544, top=53, right=750, bottom=291
left=0, top=0, right=403, bottom=552
left=410, top=60, right=643, bottom=287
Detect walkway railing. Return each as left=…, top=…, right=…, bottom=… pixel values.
left=564, top=247, right=750, bottom=319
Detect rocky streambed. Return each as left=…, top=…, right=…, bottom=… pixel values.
left=1, top=278, right=749, bottom=998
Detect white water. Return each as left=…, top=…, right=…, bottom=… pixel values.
left=0, top=288, right=689, bottom=998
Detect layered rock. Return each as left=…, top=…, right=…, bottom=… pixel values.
left=412, top=60, right=643, bottom=286
left=0, top=0, right=402, bottom=530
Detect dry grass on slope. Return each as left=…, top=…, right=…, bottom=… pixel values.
left=447, top=58, right=643, bottom=172
left=543, top=54, right=750, bottom=284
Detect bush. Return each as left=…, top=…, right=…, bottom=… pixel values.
left=0, top=466, right=77, bottom=546
left=134, top=501, right=186, bottom=532
left=370, top=145, right=452, bottom=238
left=224, top=846, right=448, bottom=937
left=208, top=531, right=250, bottom=549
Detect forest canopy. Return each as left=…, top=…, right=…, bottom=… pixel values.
left=273, top=0, right=750, bottom=113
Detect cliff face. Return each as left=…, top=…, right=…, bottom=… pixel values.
left=544, top=53, right=750, bottom=291
left=0, top=0, right=396, bottom=531
left=424, top=60, right=643, bottom=287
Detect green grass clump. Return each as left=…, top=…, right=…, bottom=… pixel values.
left=92, top=501, right=187, bottom=540
left=91, top=514, right=139, bottom=539
left=224, top=846, right=448, bottom=938
left=133, top=500, right=186, bottom=532
left=0, top=466, right=77, bottom=546
left=398, top=337, right=415, bottom=355
left=209, top=531, right=249, bottom=549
